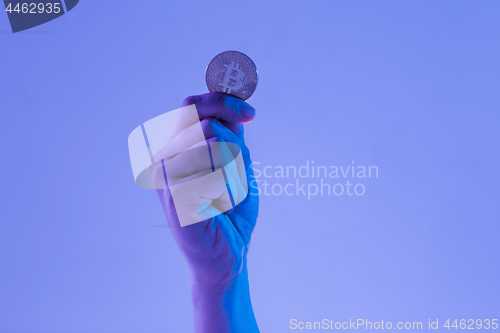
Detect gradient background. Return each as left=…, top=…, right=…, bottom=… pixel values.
left=1, top=1, right=499, bottom=332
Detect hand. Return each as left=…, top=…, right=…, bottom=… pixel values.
left=153, top=93, right=260, bottom=333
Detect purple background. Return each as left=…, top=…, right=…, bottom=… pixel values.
left=1, top=1, right=499, bottom=332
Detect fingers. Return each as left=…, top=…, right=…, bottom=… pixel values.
left=150, top=118, right=247, bottom=186
left=151, top=117, right=246, bottom=164
left=154, top=107, right=256, bottom=231
left=199, top=118, right=257, bottom=234
left=162, top=137, right=228, bottom=183
left=200, top=118, right=252, bottom=178
left=200, top=118, right=246, bottom=150
left=163, top=133, right=244, bottom=187
left=220, top=119, right=245, bottom=141
left=169, top=168, right=234, bottom=227
left=181, top=93, right=256, bottom=138
left=160, top=120, right=252, bottom=220
left=153, top=121, right=206, bottom=161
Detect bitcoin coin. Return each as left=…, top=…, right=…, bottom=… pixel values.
left=205, top=51, right=258, bottom=101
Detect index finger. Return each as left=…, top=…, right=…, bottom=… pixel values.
left=181, top=92, right=256, bottom=124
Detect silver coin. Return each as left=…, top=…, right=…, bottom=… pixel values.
left=205, top=51, right=258, bottom=101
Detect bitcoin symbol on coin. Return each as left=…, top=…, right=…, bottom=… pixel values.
left=219, top=62, right=244, bottom=94
left=205, top=51, right=258, bottom=101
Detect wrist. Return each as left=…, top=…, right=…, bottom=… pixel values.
left=191, top=264, right=259, bottom=333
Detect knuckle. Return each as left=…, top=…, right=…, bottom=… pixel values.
left=200, top=118, right=210, bottom=129
left=201, top=118, right=219, bottom=135
left=181, top=95, right=200, bottom=107
left=208, top=118, right=219, bottom=132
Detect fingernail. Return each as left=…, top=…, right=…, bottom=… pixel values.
left=240, top=106, right=256, bottom=120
